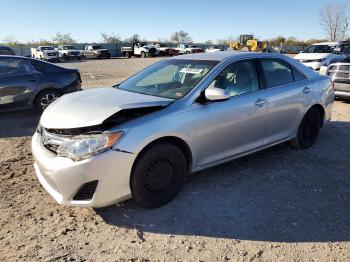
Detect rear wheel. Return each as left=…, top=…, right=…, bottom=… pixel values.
left=34, top=89, right=60, bottom=112
left=131, top=143, right=188, bottom=208
left=290, top=107, right=321, bottom=149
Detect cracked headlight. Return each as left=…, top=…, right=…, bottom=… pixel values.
left=57, top=132, right=123, bottom=161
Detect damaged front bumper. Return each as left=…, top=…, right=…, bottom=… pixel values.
left=32, top=131, right=136, bottom=207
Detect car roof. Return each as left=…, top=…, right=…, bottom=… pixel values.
left=312, top=42, right=337, bottom=46
left=168, top=51, right=290, bottom=62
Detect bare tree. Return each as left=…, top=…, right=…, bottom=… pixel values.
left=100, top=32, right=121, bottom=43
left=204, top=40, right=213, bottom=45
left=125, top=34, right=141, bottom=43
left=319, top=3, right=349, bottom=41
left=170, top=31, right=192, bottom=43
left=52, top=32, right=76, bottom=45
left=216, top=34, right=236, bottom=45
left=2, top=35, right=21, bottom=46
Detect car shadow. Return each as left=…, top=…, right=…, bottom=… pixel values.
left=0, top=110, right=40, bottom=138
left=97, top=121, right=350, bottom=243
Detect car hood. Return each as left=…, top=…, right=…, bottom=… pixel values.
left=40, top=87, right=173, bottom=129
left=294, top=53, right=331, bottom=60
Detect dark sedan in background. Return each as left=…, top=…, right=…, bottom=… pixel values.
left=0, top=46, right=15, bottom=55
left=0, top=56, right=81, bottom=111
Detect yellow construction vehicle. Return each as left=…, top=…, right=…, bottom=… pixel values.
left=229, top=34, right=268, bottom=52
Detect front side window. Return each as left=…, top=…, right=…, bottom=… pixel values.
left=117, top=59, right=218, bottom=99
left=260, top=59, right=294, bottom=88
left=207, top=60, right=259, bottom=97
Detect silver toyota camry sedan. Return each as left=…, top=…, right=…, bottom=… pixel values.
left=32, top=52, right=334, bottom=208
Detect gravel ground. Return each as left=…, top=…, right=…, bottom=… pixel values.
left=0, top=58, right=350, bottom=262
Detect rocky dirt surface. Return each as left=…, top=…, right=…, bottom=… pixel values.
left=0, top=58, right=350, bottom=261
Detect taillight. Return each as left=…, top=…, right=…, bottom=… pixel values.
left=77, top=72, right=82, bottom=83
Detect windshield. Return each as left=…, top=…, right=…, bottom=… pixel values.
left=302, top=45, right=333, bottom=53
left=117, top=59, right=218, bottom=99
left=62, top=46, right=75, bottom=50
left=92, top=45, right=102, bottom=50
left=41, top=46, right=54, bottom=50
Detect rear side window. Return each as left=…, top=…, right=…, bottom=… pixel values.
left=260, top=59, right=294, bottom=88
left=0, top=59, right=35, bottom=77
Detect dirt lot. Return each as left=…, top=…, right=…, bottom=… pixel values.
left=0, top=58, right=350, bottom=262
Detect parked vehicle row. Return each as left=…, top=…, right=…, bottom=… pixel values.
left=121, top=43, right=205, bottom=58
left=293, top=41, right=350, bottom=100
left=29, top=44, right=111, bottom=62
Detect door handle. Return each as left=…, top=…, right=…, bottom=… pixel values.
left=255, top=98, right=267, bottom=107
left=303, top=86, right=311, bottom=94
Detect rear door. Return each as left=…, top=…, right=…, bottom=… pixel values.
left=193, top=59, right=268, bottom=167
left=0, top=58, right=41, bottom=108
left=259, top=58, right=312, bottom=144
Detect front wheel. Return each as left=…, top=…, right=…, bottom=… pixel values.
left=290, top=107, right=321, bottom=149
left=131, top=143, right=188, bottom=208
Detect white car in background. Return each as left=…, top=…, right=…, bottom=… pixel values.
left=294, top=42, right=339, bottom=71
left=205, top=46, right=223, bottom=53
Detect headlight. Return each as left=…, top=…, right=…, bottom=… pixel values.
left=56, top=132, right=123, bottom=161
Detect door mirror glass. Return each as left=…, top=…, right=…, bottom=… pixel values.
left=205, top=86, right=230, bottom=101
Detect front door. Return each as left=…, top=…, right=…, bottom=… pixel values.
left=193, top=59, right=268, bottom=167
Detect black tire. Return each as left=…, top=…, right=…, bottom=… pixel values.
left=131, top=143, right=188, bottom=208
left=141, top=51, right=146, bottom=58
left=124, top=52, right=130, bottom=58
left=290, top=107, right=321, bottom=149
left=34, top=89, right=60, bottom=112
left=63, top=54, right=68, bottom=61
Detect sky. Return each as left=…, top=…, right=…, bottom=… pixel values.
left=0, top=0, right=349, bottom=43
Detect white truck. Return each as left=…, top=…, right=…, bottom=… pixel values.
left=57, top=45, right=83, bottom=61
left=121, top=43, right=159, bottom=58
left=31, top=46, right=59, bottom=62
left=205, top=46, right=224, bottom=53
left=175, top=44, right=204, bottom=54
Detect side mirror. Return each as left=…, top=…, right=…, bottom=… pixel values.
left=205, top=87, right=230, bottom=101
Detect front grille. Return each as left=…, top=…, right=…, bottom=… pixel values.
left=73, top=180, right=98, bottom=201
left=48, top=52, right=57, bottom=56
left=69, top=52, right=79, bottom=56
left=327, top=64, right=350, bottom=80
